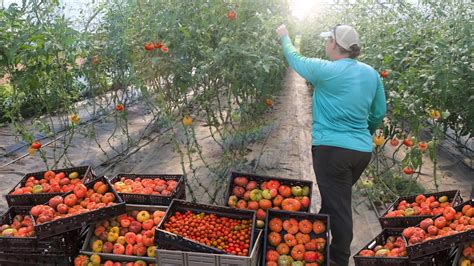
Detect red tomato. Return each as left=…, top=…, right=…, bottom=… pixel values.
left=64, top=194, right=78, bottom=207
left=227, top=10, right=237, bottom=20
left=154, top=41, right=164, bottom=49
left=144, top=42, right=155, bottom=51
left=418, top=142, right=428, bottom=152
left=403, top=167, right=414, bottom=175
left=44, top=170, right=56, bottom=180
left=31, top=141, right=41, bottom=149
left=390, top=138, right=399, bottom=146
left=74, top=184, right=87, bottom=198
left=379, top=70, right=389, bottom=78
left=403, top=138, right=413, bottom=147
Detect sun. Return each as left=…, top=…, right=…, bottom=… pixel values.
left=290, top=0, right=321, bottom=20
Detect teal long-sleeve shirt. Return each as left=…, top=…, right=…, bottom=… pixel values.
left=280, top=36, right=386, bottom=152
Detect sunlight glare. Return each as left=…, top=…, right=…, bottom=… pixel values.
left=290, top=0, right=320, bottom=20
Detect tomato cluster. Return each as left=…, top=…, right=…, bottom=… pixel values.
left=384, top=194, right=454, bottom=218
left=113, top=177, right=178, bottom=196
left=10, top=170, right=85, bottom=195
left=30, top=180, right=116, bottom=224
left=0, top=214, right=34, bottom=237
left=358, top=235, right=407, bottom=257
left=266, top=217, right=325, bottom=265
left=163, top=210, right=252, bottom=256
left=144, top=41, right=168, bottom=53
left=402, top=204, right=474, bottom=245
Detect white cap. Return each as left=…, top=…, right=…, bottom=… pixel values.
left=320, top=25, right=360, bottom=51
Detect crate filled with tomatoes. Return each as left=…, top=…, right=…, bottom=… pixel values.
left=154, top=199, right=257, bottom=257
left=225, top=172, right=313, bottom=228
left=353, top=228, right=452, bottom=265
left=110, top=173, right=185, bottom=205
left=30, top=176, right=126, bottom=239
left=262, top=209, right=330, bottom=266
left=0, top=205, right=80, bottom=254
left=402, top=199, right=474, bottom=259
left=6, top=165, right=96, bottom=207
left=81, top=204, right=166, bottom=264
left=379, top=190, right=463, bottom=229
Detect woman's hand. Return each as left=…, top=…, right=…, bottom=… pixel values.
left=276, top=24, right=289, bottom=38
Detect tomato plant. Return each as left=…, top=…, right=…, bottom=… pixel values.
left=0, top=0, right=291, bottom=203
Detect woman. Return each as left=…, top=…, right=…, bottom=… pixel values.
left=276, top=24, right=386, bottom=265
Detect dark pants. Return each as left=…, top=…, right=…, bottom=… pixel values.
left=312, top=145, right=371, bottom=266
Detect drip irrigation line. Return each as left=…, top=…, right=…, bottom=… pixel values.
left=0, top=111, right=115, bottom=169
left=0, top=88, right=146, bottom=168
left=95, top=126, right=173, bottom=177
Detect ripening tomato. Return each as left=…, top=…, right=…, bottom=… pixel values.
left=155, top=41, right=164, bottom=49
left=265, top=99, right=273, bottom=108
left=70, top=114, right=80, bottom=124
left=227, top=10, right=237, bottom=20
left=429, top=110, right=440, bottom=120
left=373, top=135, right=385, bottom=146
left=31, top=141, right=42, bottom=149
left=64, top=194, right=78, bottom=207
left=403, top=138, right=413, bottom=147
left=182, top=115, right=192, bottom=126
left=390, top=138, right=399, bottom=147
left=418, top=142, right=427, bottom=152
left=403, top=167, right=414, bottom=175
left=44, top=170, right=56, bottom=180
left=144, top=42, right=155, bottom=51
left=74, top=184, right=87, bottom=198
left=115, top=104, right=124, bottom=111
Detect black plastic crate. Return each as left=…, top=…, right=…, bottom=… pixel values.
left=225, top=171, right=313, bottom=212
left=353, top=228, right=451, bottom=266
left=80, top=204, right=167, bottom=263
left=0, top=206, right=81, bottom=254
left=109, top=173, right=185, bottom=205
left=379, top=190, right=463, bottom=229
left=405, top=199, right=474, bottom=259
left=0, top=252, right=76, bottom=266
left=33, top=176, right=126, bottom=239
left=6, top=165, right=96, bottom=207
left=155, top=199, right=257, bottom=256
left=262, top=209, right=330, bottom=266
left=0, top=225, right=86, bottom=266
